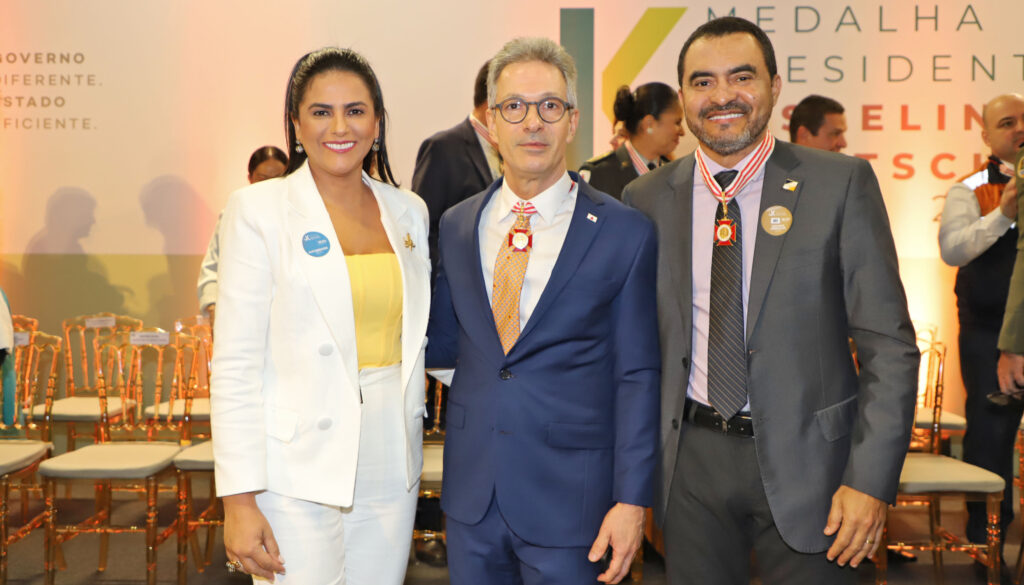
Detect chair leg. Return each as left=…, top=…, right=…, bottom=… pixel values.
left=97, top=480, right=110, bottom=572
left=44, top=478, right=56, bottom=585
left=929, top=496, right=945, bottom=585
left=987, top=493, right=1002, bottom=585
left=1, top=475, right=9, bottom=585
left=146, top=475, right=158, bottom=585
left=177, top=470, right=188, bottom=585
left=875, top=522, right=888, bottom=585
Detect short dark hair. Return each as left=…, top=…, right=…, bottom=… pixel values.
left=676, top=16, right=777, bottom=86
left=283, top=47, right=397, bottom=186
left=473, top=60, right=490, bottom=108
left=247, top=146, right=288, bottom=176
left=612, top=82, right=679, bottom=136
left=789, top=95, right=845, bottom=141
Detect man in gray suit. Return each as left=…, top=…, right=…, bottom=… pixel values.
left=623, top=17, right=919, bottom=584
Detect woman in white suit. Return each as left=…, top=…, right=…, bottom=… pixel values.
left=210, top=47, right=430, bottom=584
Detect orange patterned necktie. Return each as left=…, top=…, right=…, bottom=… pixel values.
left=492, top=201, right=537, bottom=354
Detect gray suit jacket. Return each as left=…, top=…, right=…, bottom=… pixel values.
left=623, top=141, right=919, bottom=553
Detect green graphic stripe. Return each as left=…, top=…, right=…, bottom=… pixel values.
left=560, top=8, right=594, bottom=169
left=602, top=7, right=687, bottom=124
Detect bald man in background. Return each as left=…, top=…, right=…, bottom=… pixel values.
left=940, top=93, right=1023, bottom=558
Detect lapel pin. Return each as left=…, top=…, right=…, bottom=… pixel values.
left=403, top=234, right=415, bottom=250
left=586, top=213, right=598, bottom=223
left=782, top=179, right=799, bottom=192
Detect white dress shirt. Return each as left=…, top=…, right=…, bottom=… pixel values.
left=688, top=146, right=767, bottom=410
left=479, top=172, right=576, bottom=330
left=938, top=162, right=1015, bottom=267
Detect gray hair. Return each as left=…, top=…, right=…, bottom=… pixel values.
left=487, top=37, right=578, bottom=108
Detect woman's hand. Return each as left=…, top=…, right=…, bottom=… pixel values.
left=223, top=493, right=286, bottom=581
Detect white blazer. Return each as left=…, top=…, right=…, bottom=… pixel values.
left=210, top=162, right=430, bottom=508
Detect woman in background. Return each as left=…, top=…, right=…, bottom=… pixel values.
left=579, top=82, right=683, bottom=199
left=197, top=146, right=288, bottom=326
left=211, top=47, right=430, bottom=584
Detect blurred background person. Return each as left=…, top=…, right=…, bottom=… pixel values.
left=940, top=93, right=1024, bottom=561
left=211, top=47, right=430, bottom=584
left=197, top=145, right=288, bottom=328
left=580, top=82, right=683, bottom=199
left=789, top=94, right=847, bottom=153
left=412, top=60, right=498, bottom=279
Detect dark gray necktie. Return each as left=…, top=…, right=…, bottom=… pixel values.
left=707, top=170, right=747, bottom=419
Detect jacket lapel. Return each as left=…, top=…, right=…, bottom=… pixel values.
left=666, top=156, right=695, bottom=333
left=516, top=174, right=604, bottom=345
left=369, top=179, right=429, bottom=401
left=285, top=163, right=360, bottom=402
left=461, top=118, right=493, bottom=184
left=459, top=181, right=506, bottom=357
left=746, top=143, right=802, bottom=340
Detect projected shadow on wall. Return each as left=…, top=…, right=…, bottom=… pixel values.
left=139, top=175, right=213, bottom=327
left=20, top=187, right=127, bottom=330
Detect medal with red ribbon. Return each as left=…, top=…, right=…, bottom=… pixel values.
left=695, top=133, right=776, bottom=247
left=625, top=140, right=652, bottom=176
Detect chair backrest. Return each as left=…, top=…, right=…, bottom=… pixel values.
left=11, top=316, right=39, bottom=426
left=174, top=315, right=211, bottom=397
left=134, top=330, right=202, bottom=443
left=62, top=312, right=143, bottom=398
left=912, top=336, right=946, bottom=454
left=6, top=332, right=61, bottom=440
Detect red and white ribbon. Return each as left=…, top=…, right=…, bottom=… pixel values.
left=695, top=133, right=776, bottom=206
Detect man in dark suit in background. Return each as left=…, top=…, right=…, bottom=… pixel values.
left=412, top=60, right=500, bottom=278
left=623, top=17, right=918, bottom=584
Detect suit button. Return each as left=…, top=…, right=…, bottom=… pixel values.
left=672, top=418, right=679, bottom=430
left=317, top=417, right=332, bottom=430
left=499, top=368, right=513, bottom=380
left=681, top=357, right=690, bottom=369
left=319, top=343, right=333, bottom=356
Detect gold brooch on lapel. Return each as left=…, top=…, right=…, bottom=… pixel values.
left=404, top=234, right=415, bottom=250
left=782, top=179, right=799, bottom=191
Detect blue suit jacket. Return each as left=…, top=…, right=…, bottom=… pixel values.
left=427, top=172, right=661, bottom=547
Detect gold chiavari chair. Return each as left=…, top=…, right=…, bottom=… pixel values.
left=34, top=313, right=144, bottom=454
left=877, top=338, right=1005, bottom=585
left=1, top=332, right=59, bottom=584
left=37, top=332, right=192, bottom=585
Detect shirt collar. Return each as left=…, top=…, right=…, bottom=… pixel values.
left=498, top=172, right=573, bottom=224
left=626, top=140, right=655, bottom=169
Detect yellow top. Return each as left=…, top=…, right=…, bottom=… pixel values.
left=346, top=253, right=403, bottom=369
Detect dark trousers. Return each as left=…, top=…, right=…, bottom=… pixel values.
left=961, top=325, right=1024, bottom=543
left=663, top=423, right=856, bottom=585
left=446, top=492, right=601, bottom=585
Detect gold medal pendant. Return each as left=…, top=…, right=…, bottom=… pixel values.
left=715, top=218, right=737, bottom=246
left=509, top=228, right=532, bottom=252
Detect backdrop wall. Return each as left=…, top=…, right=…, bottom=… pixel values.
left=3, top=0, right=1022, bottom=412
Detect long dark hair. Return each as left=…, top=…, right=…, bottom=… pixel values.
left=612, top=82, right=679, bottom=136
left=283, top=47, right=397, bottom=186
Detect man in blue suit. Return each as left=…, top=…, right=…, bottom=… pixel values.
left=426, top=37, right=660, bottom=585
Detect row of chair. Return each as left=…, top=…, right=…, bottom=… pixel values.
left=1, top=312, right=219, bottom=585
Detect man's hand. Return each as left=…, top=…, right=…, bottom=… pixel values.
left=998, top=351, right=1024, bottom=395
left=223, top=493, right=286, bottom=581
left=999, top=176, right=1018, bottom=220
left=823, top=485, right=887, bottom=568
left=587, top=503, right=644, bottom=584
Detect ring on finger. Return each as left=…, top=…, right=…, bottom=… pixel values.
left=226, top=560, right=244, bottom=573
left=865, top=538, right=875, bottom=545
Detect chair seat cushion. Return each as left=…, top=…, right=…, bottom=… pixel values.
left=899, top=452, right=1005, bottom=494
left=32, top=397, right=135, bottom=421
left=914, top=409, right=967, bottom=432
left=38, top=442, right=181, bottom=479
left=0, top=440, right=52, bottom=476
left=422, top=443, right=443, bottom=484
left=174, top=441, right=213, bottom=471
left=143, top=398, right=211, bottom=421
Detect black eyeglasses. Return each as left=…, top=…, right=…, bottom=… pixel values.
left=493, top=97, right=573, bottom=124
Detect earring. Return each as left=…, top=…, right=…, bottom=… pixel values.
left=372, top=138, right=380, bottom=152
left=646, top=127, right=653, bottom=134
left=295, top=142, right=304, bottom=153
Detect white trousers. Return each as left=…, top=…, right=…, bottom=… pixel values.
left=254, top=365, right=418, bottom=585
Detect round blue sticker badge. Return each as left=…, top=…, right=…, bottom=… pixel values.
left=302, top=231, right=331, bottom=257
